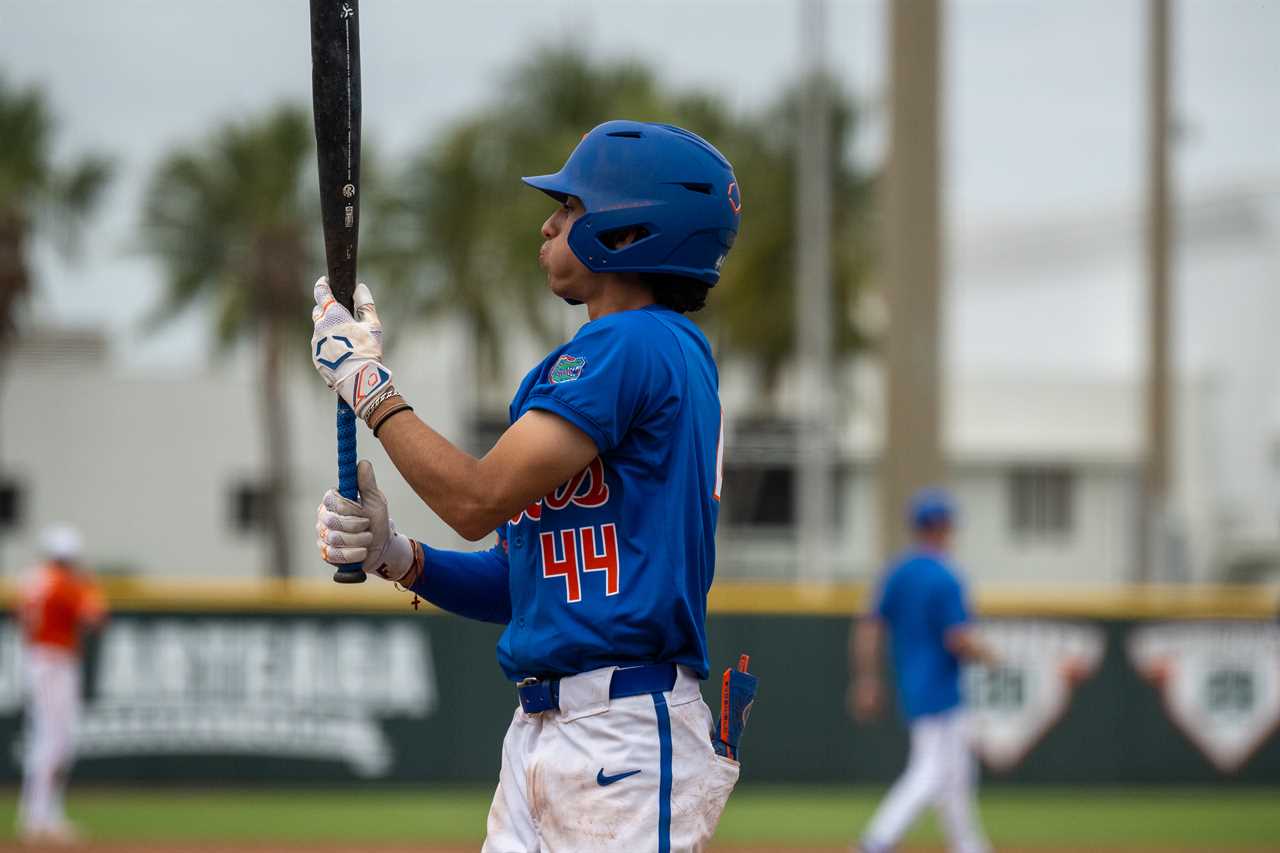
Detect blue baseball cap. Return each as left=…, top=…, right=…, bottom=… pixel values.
left=908, top=487, right=956, bottom=530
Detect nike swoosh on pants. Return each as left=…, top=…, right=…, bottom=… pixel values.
left=596, top=768, right=642, bottom=786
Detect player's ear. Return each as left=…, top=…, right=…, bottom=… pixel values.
left=604, top=226, right=646, bottom=250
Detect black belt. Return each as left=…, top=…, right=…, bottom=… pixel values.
left=516, top=663, right=678, bottom=714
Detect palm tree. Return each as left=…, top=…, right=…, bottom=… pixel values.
left=0, top=73, right=112, bottom=370
left=140, top=105, right=319, bottom=580
left=705, top=76, right=875, bottom=390
left=0, top=76, right=110, bottom=569
left=380, top=49, right=875, bottom=401
left=372, top=49, right=674, bottom=380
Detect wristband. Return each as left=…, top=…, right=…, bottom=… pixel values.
left=366, top=391, right=408, bottom=431
left=371, top=403, right=414, bottom=437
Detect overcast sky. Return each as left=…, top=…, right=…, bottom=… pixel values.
left=2, top=0, right=1277, bottom=370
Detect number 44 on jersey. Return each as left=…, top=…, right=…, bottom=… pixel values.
left=510, top=457, right=620, bottom=604
left=541, top=523, right=620, bottom=603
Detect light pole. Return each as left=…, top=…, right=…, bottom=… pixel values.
left=1141, top=0, right=1174, bottom=583
left=880, top=0, right=945, bottom=561
left=794, top=0, right=837, bottom=582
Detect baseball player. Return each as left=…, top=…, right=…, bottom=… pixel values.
left=15, top=525, right=107, bottom=844
left=310, top=120, right=744, bottom=851
left=849, top=489, right=995, bottom=853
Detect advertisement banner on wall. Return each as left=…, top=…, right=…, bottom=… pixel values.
left=0, top=607, right=1278, bottom=785
left=965, top=619, right=1105, bottom=771
left=0, top=617, right=439, bottom=779
left=1128, top=621, right=1280, bottom=773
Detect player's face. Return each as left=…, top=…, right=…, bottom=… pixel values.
left=538, top=196, right=595, bottom=301
left=917, top=522, right=953, bottom=551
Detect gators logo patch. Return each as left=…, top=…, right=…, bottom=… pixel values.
left=549, top=354, right=586, bottom=384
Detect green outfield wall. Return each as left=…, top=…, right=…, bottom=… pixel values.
left=0, top=581, right=1276, bottom=786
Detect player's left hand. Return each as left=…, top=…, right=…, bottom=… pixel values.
left=311, top=276, right=396, bottom=422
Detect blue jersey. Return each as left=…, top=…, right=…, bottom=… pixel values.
left=422, top=304, right=716, bottom=683
left=872, top=549, right=971, bottom=720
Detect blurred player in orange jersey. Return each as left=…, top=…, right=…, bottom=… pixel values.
left=15, top=525, right=107, bottom=844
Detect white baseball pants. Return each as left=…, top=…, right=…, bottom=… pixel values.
left=862, top=708, right=990, bottom=853
left=19, top=645, right=81, bottom=837
left=482, top=665, right=740, bottom=853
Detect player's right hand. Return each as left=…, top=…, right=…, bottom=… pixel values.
left=315, top=460, right=422, bottom=584
left=848, top=678, right=883, bottom=722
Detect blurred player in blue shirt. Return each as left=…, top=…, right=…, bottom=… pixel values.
left=849, top=488, right=995, bottom=853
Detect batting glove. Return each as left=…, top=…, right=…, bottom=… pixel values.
left=311, top=277, right=396, bottom=422
left=315, top=461, right=422, bottom=584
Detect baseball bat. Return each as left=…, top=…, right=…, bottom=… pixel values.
left=309, top=0, right=365, bottom=583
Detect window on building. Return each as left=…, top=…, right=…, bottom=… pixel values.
left=1008, top=467, right=1074, bottom=538
left=0, top=478, right=22, bottom=531
left=719, top=416, right=798, bottom=529
left=721, top=464, right=796, bottom=528
left=230, top=481, right=268, bottom=531
left=717, top=417, right=847, bottom=530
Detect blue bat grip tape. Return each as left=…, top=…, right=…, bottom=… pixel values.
left=337, top=399, right=358, bottom=499
left=334, top=399, right=363, bottom=578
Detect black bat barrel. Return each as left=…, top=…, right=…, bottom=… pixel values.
left=310, top=0, right=365, bottom=584
left=310, top=0, right=361, bottom=313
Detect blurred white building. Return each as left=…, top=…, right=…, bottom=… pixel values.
left=5, top=182, right=1279, bottom=584
left=709, top=178, right=1280, bottom=585
left=0, top=325, right=477, bottom=580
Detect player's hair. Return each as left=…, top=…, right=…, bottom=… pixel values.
left=646, top=273, right=710, bottom=314
left=601, top=227, right=710, bottom=313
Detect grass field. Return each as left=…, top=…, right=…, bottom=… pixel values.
left=1, top=785, right=1278, bottom=850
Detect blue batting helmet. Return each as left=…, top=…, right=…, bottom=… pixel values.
left=908, top=487, right=956, bottom=530
left=522, top=120, right=741, bottom=285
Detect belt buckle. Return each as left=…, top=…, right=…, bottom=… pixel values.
left=517, top=676, right=557, bottom=714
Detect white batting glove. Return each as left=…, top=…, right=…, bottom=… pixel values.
left=315, top=461, right=421, bottom=584
left=311, top=277, right=396, bottom=422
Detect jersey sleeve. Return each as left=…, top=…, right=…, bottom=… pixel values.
left=934, top=572, right=971, bottom=633
left=410, top=533, right=512, bottom=625
left=521, top=317, right=678, bottom=453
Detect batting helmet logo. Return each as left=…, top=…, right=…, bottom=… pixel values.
left=727, top=181, right=742, bottom=214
